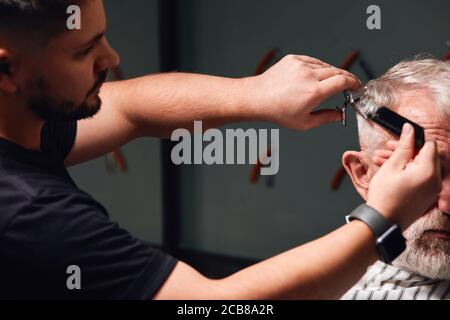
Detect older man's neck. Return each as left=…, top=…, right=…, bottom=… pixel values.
left=0, top=99, right=44, bottom=152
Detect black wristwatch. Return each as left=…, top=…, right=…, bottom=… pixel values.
left=346, top=204, right=406, bottom=264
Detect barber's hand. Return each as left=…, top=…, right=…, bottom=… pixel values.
left=372, top=141, right=400, bottom=166
left=367, top=123, right=441, bottom=230
left=249, top=54, right=362, bottom=131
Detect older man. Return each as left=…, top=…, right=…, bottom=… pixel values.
left=341, top=58, right=450, bottom=300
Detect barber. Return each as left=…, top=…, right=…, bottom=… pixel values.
left=1, top=22, right=440, bottom=299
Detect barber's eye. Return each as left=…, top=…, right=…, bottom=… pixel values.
left=77, top=46, right=94, bottom=58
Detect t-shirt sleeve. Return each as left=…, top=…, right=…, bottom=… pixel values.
left=40, top=120, right=77, bottom=161
left=0, top=191, right=178, bottom=300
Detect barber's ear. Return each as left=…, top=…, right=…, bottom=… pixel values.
left=0, top=49, right=18, bottom=94
left=342, top=151, right=371, bottom=200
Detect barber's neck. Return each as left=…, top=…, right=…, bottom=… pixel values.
left=0, top=96, right=44, bottom=152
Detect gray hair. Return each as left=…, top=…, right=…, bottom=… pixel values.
left=356, top=57, right=450, bottom=151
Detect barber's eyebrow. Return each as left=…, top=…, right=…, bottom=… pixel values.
left=79, top=31, right=105, bottom=49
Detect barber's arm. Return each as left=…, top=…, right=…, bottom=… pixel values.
left=65, top=55, right=360, bottom=166
left=154, top=124, right=441, bottom=300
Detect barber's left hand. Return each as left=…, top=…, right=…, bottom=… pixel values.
left=367, top=124, right=441, bottom=230
left=247, top=54, right=362, bottom=131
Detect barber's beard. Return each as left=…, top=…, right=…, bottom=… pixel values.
left=27, top=96, right=101, bottom=121
left=25, top=72, right=107, bottom=121
left=394, top=209, right=450, bottom=280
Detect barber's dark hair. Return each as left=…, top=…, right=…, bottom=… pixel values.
left=0, top=0, right=85, bottom=39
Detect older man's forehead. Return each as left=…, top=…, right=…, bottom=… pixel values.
left=392, top=91, right=450, bottom=129
left=394, top=90, right=438, bottom=116
left=385, top=90, right=450, bottom=159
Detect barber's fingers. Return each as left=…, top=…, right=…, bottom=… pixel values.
left=314, top=67, right=360, bottom=82
left=386, top=140, right=399, bottom=150
left=307, top=109, right=343, bottom=128
left=373, top=150, right=394, bottom=166
left=372, top=141, right=400, bottom=165
left=377, top=137, right=440, bottom=180
left=413, top=140, right=440, bottom=171
left=293, top=55, right=332, bottom=67
left=290, top=55, right=361, bottom=85
left=372, top=141, right=398, bottom=165
left=374, top=150, right=394, bottom=159
left=318, top=75, right=361, bottom=97
left=373, top=156, right=387, bottom=167
left=410, top=141, right=442, bottom=195
left=304, top=63, right=329, bottom=70
left=384, top=123, right=415, bottom=169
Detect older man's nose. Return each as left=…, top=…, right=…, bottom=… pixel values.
left=437, top=198, right=450, bottom=213
left=437, top=179, right=450, bottom=215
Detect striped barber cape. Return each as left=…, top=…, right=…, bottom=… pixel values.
left=341, top=261, right=450, bottom=300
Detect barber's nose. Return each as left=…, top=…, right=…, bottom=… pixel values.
left=95, top=39, right=121, bottom=73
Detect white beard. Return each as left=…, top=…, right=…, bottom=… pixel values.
left=394, top=209, right=450, bottom=280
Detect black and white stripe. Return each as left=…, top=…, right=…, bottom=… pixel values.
left=341, top=261, right=450, bottom=300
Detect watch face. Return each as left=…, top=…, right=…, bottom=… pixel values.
left=376, top=242, right=391, bottom=264
left=376, top=226, right=406, bottom=263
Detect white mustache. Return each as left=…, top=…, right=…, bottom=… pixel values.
left=405, top=209, right=450, bottom=240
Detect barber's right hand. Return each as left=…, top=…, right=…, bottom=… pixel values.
left=248, top=54, right=361, bottom=131
left=366, top=123, right=441, bottom=230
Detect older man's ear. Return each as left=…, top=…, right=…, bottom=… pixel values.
left=342, top=151, right=372, bottom=200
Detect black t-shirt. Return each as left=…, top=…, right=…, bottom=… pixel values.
left=0, top=120, right=177, bottom=299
